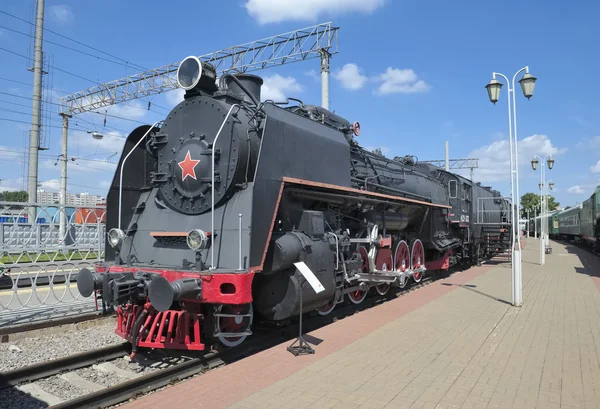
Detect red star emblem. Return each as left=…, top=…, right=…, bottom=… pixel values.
left=178, top=151, right=200, bottom=181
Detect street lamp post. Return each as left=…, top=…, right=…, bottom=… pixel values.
left=533, top=204, right=539, bottom=239
left=531, top=155, right=553, bottom=265
left=546, top=179, right=554, bottom=246
left=485, top=66, right=536, bottom=307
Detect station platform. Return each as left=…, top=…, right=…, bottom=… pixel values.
left=121, top=239, right=600, bottom=409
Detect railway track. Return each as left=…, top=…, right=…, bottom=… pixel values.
left=0, top=257, right=497, bottom=409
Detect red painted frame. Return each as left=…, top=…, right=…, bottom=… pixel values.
left=106, top=265, right=255, bottom=305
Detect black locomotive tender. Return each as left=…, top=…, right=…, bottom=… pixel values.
left=77, top=56, right=512, bottom=352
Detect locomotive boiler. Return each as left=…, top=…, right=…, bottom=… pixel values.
left=77, top=56, right=511, bottom=353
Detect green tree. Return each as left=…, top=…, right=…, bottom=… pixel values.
left=520, top=192, right=560, bottom=217
left=0, top=191, right=28, bottom=202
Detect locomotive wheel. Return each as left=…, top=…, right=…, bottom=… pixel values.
left=375, top=248, right=393, bottom=296
left=317, top=252, right=340, bottom=316
left=215, top=304, right=252, bottom=348
left=394, top=240, right=410, bottom=289
left=347, top=246, right=369, bottom=304
left=410, top=239, right=425, bottom=283
left=348, top=288, right=368, bottom=304
left=316, top=297, right=337, bottom=316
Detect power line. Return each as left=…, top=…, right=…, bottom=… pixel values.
left=0, top=116, right=63, bottom=129
left=0, top=24, right=140, bottom=70
left=0, top=148, right=119, bottom=165
left=0, top=116, right=125, bottom=139
left=0, top=45, right=98, bottom=84
left=0, top=90, right=148, bottom=125
left=0, top=102, right=129, bottom=136
left=0, top=76, right=34, bottom=87
left=0, top=47, right=170, bottom=114
left=0, top=9, right=149, bottom=71
left=0, top=76, right=69, bottom=95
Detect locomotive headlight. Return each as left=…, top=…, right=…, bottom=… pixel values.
left=107, top=228, right=126, bottom=248
left=186, top=229, right=209, bottom=251
left=176, top=56, right=217, bottom=92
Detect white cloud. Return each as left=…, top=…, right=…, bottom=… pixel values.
left=49, top=5, right=74, bottom=24
left=41, top=157, right=117, bottom=178
left=590, top=160, right=600, bottom=174
left=40, top=179, right=60, bottom=192
left=333, top=63, right=367, bottom=91
left=0, top=178, right=24, bottom=192
left=68, top=130, right=125, bottom=158
left=575, top=136, right=600, bottom=150
left=81, top=97, right=147, bottom=122
left=261, top=75, right=303, bottom=102
left=70, top=160, right=117, bottom=175
left=567, top=185, right=585, bottom=194
left=165, top=88, right=185, bottom=107
left=305, top=70, right=320, bottom=82
left=373, top=68, right=431, bottom=95
left=107, top=101, right=147, bottom=121
left=462, top=134, right=566, bottom=183
left=245, top=0, right=385, bottom=24
left=0, top=146, right=25, bottom=162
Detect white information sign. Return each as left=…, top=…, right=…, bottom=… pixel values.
left=294, top=261, right=325, bottom=294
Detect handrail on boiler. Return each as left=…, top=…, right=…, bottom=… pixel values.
left=118, top=121, right=162, bottom=230
left=211, top=104, right=241, bottom=270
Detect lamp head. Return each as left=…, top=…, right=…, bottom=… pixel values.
left=519, top=73, right=537, bottom=99
left=531, top=157, right=539, bottom=171
left=547, top=157, right=554, bottom=170
left=485, top=79, right=503, bottom=104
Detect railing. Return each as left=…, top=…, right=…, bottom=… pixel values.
left=0, top=201, right=105, bottom=264
left=0, top=202, right=106, bottom=324
left=0, top=261, right=99, bottom=326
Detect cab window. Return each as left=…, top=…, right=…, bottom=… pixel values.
left=449, top=180, right=458, bottom=199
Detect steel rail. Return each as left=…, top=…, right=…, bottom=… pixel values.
left=0, top=342, right=129, bottom=389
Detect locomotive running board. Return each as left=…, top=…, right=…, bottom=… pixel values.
left=281, top=177, right=452, bottom=209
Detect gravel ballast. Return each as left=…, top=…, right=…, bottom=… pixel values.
left=0, top=319, right=121, bottom=372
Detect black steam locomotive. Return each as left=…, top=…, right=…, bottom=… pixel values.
left=77, top=56, right=511, bottom=353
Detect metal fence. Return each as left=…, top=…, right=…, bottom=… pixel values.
left=0, top=261, right=100, bottom=326
left=0, top=201, right=105, bottom=264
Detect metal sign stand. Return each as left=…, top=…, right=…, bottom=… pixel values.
left=287, top=277, right=315, bottom=356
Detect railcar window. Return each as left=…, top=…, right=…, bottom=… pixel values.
left=449, top=180, right=458, bottom=199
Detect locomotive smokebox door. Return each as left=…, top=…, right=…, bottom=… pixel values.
left=156, top=96, right=253, bottom=215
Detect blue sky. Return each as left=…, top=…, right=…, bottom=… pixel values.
left=0, top=0, right=598, bottom=208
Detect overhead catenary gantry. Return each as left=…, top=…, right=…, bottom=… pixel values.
left=421, top=158, right=480, bottom=180
left=58, top=22, right=339, bottom=115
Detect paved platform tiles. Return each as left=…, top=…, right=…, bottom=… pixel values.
left=120, top=239, right=600, bottom=409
